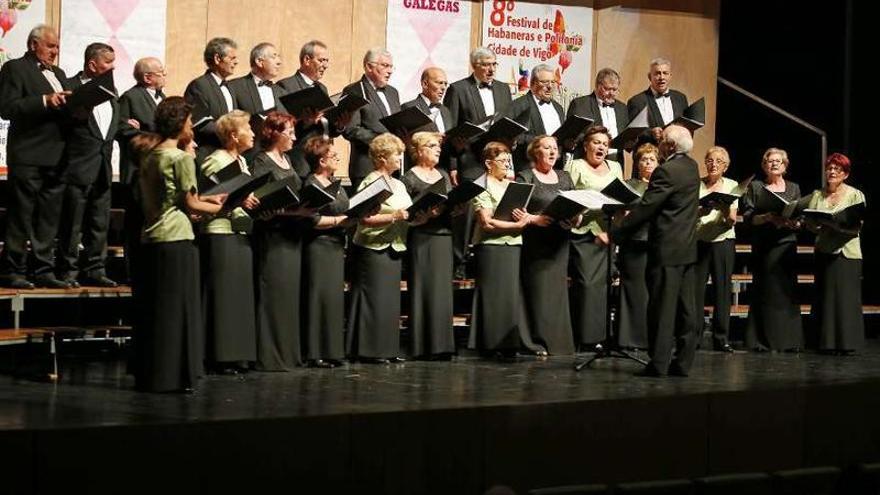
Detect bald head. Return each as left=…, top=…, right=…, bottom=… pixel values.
left=133, top=57, right=166, bottom=89
left=420, top=67, right=448, bottom=104
left=661, top=124, right=693, bottom=156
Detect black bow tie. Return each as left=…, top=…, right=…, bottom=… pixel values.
left=375, top=86, right=386, bottom=93
left=218, top=80, right=228, bottom=88
left=155, top=89, right=165, bottom=99
left=38, top=62, right=53, bottom=71
left=654, top=92, right=670, bottom=98
left=478, top=82, right=492, bottom=89
left=428, top=102, right=441, bottom=109
left=538, top=99, right=552, bottom=106
left=258, top=80, right=274, bottom=87
left=601, top=102, right=615, bottom=108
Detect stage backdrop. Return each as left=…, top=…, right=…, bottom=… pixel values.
left=386, top=0, right=472, bottom=103
left=481, top=0, right=592, bottom=105
left=0, top=0, right=46, bottom=175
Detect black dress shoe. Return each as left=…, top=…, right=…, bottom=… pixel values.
left=3, top=276, right=35, bottom=290
left=33, top=274, right=71, bottom=289
left=81, top=275, right=118, bottom=288
left=361, top=357, right=390, bottom=364
left=309, top=359, right=336, bottom=368
left=714, top=344, right=734, bottom=353
left=388, top=356, right=406, bottom=363
left=634, top=366, right=666, bottom=378
left=62, top=278, right=81, bottom=288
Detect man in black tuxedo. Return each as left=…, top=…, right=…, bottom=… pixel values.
left=342, top=48, right=400, bottom=189
left=610, top=125, right=700, bottom=377
left=117, top=57, right=165, bottom=284
left=567, top=67, right=628, bottom=162
left=443, top=46, right=512, bottom=184
left=502, top=63, right=565, bottom=172
left=0, top=25, right=71, bottom=289
left=401, top=67, right=454, bottom=171
left=228, top=42, right=287, bottom=162
left=184, top=37, right=238, bottom=163
left=277, top=40, right=349, bottom=179
left=57, top=42, right=120, bottom=287
left=626, top=57, right=689, bottom=145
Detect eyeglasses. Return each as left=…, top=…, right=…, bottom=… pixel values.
left=370, top=61, right=393, bottom=70
left=492, top=158, right=513, bottom=168
left=765, top=159, right=784, bottom=165
left=477, top=61, right=499, bottom=68
left=534, top=79, right=555, bottom=87
left=147, top=70, right=167, bottom=77
left=705, top=159, right=727, bottom=165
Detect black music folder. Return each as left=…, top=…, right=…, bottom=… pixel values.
left=610, top=106, right=649, bottom=151
left=492, top=182, right=534, bottom=221
left=553, top=114, right=594, bottom=143
left=346, top=175, right=394, bottom=218
left=380, top=106, right=434, bottom=136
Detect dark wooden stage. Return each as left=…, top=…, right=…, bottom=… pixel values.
left=2, top=342, right=880, bottom=494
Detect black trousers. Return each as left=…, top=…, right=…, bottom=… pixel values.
left=0, top=164, right=65, bottom=277
left=694, top=239, right=735, bottom=347
left=646, top=262, right=698, bottom=374
left=56, top=177, right=112, bottom=279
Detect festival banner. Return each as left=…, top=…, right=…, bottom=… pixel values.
left=0, top=0, right=46, bottom=174
left=481, top=1, right=593, bottom=106
left=386, top=0, right=472, bottom=102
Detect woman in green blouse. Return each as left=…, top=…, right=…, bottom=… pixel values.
left=564, top=125, right=622, bottom=351
left=136, top=97, right=225, bottom=393
left=199, top=110, right=260, bottom=374
left=346, top=133, right=413, bottom=364
left=805, top=153, right=866, bottom=354
left=694, top=146, right=738, bottom=352
left=469, top=141, right=546, bottom=357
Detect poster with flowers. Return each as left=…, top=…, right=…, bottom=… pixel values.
left=481, top=1, right=592, bottom=107
left=0, top=0, right=45, bottom=173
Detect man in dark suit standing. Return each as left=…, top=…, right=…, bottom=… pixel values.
left=184, top=37, right=238, bottom=163
left=610, top=125, right=700, bottom=377
left=277, top=40, right=349, bottom=179
left=56, top=42, right=120, bottom=287
left=626, top=58, right=688, bottom=145
left=0, top=25, right=71, bottom=289
left=228, top=42, right=286, bottom=162
left=443, top=46, right=512, bottom=185
left=116, top=56, right=165, bottom=284
left=502, top=63, right=565, bottom=172
left=567, top=68, right=629, bottom=162
left=401, top=67, right=454, bottom=171
left=342, top=48, right=400, bottom=189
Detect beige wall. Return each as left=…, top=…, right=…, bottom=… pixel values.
left=47, top=0, right=719, bottom=175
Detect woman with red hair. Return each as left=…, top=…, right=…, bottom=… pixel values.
left=804, top=153, right=866, bottom=354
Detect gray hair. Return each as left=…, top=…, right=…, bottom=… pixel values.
left=299, top=40, right=328, bottom=64
left=662, top=125, right=693, bottom=154
left=249, top=42, right=275, bottom=67
left=595, top=67, right=620, bottom=87
left=649, top=57, right=672, bottom=70
left=530, top=64, right=555, bottom=84
left=27, top=24, right=55, bottom=47
left=363, top=48, right=392, bottom=66
left=203, top=37, right=237, bottom=67
left=133, top=57, right=162, bottom=81
left=469, top=47, right=495, bottom=65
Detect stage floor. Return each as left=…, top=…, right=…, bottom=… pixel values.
left=2, top=342, right=880, bottom=431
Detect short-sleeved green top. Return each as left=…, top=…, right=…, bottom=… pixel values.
left=200, top=149, right=253, bottom=235
left=471, top=176, right=522, bottom=246
left=139, top=147, right=197, bottom=244
left=807, top=185, right=865, bottom=259
left=565, top=158, right=623, bottom=235
left=697, top=177, right=739, bottom=243
left=352, top=170, right=412, bottom=252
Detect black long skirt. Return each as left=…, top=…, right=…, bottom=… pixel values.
left=253, top=226, right=303, bottom=370
left=745, top=241, right=803, bottom=351
left=617, top=241, right=649, bottom=349
left=469, top=244, right=546, bottom=354
left=813, top=253, right=865, bottom=352
left=303, top=235, right=346, bottom=361
left=569, top=233, right=612, bottom=345
left=200, top=234, right=257, bottom=364
left=694, top=239, right=735, bottom=348
left=522, top=230, right=574, bottom=355
left=135, top=240, right=203, bottom=392
left=346, top=245, right=402, bottom=359
left=407, top=231, right=455, bottom=357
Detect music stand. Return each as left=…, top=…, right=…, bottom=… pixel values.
left=574, top=207, right=647, bottom=371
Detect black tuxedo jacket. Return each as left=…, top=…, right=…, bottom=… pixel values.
left=342, top=75, right=401, bottom=180
left=117, top=85, right=162, bottom=185
left=566, top=93, right=628, bottom=159
left=611, top=152, right=699, bottom=266
left=502, top=91, right=565, bottom=172
left=277, top=71, right=343, bottom=179
left=443, top=75, right=513, bottom=179
left=401, top=95, right=454, bottom=171
left=0, top=52, right=70, bottom=167
left=227, top=73, right=287, bottom=115
left=61, top=72, right=119, bottom=187
left=184, top=70, right=237, bottom=158
left=626, top=88, right=688, bottom=129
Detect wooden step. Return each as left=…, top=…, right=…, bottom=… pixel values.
left=735, top=244, right=815, bottom=254
left=710, top=305, right=880, bottom=318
